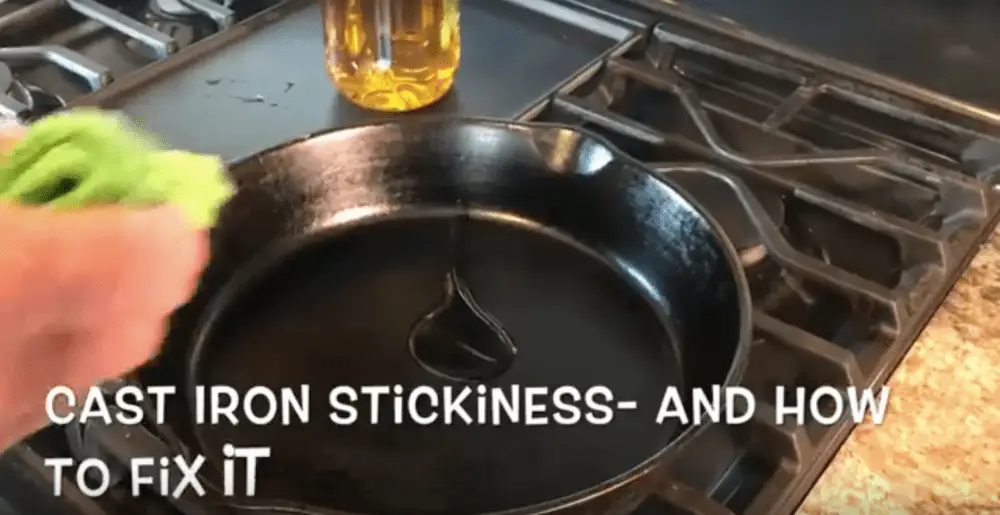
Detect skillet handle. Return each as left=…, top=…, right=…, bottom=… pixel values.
left=79, top=416, right=225, bottom=515
left=594, top=468, right=734, bottom=515
left=644, top=480, right=735, bottom=515
left=74, top=382, right=338, bottom=515
left=65, top=379, right=228, bottom=515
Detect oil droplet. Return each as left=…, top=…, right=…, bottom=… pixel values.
left=408, top=219, right=516, bottom=382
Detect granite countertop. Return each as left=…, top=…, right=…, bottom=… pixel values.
left=799, top=229, right=1000, bottom=513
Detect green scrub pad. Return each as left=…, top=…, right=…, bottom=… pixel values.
left=0, top=110, right=234, bottom=229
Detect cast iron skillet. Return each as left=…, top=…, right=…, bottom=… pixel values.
left=148, top=118, right=753, bottom=515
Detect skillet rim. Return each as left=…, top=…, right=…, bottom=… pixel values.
left=187, top=116, right=754, bottom=515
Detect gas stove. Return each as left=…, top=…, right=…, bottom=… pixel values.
left=3, top=1, right=1000, bottom=514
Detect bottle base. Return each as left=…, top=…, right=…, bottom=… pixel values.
left=331, top=76, right=456, bottom=113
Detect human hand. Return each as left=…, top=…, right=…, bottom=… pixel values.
left=0, top=123, right=209, bottom=449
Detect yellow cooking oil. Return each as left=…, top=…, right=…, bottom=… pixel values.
left=322, top=0, right=461, bottom=112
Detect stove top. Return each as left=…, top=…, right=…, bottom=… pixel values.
left=3, top=1, right=1000, bottom=514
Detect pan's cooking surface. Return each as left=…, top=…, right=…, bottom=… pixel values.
left=140, top=119, right=749, bottom=515
left=194, top=215, right=682, bottom=514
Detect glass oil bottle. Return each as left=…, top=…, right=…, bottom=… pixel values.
left=322, top=0, right=461, bottom=112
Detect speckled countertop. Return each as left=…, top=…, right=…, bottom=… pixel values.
left=799, top=229, right=1000, bottom=513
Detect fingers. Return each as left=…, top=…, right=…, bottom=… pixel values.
left=55, top=205, right=208, bottom=361
left=80, top=225, right=204, bottom=381
left=0, top=203, right=208, bottom=400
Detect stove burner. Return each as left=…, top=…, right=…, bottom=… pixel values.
left=152, top=0, right=198, bottom=16
left=0, top=62, right=33, bottom=119
left=669, top=173, right=785, bottom=268
left=0, top=63, right=11, bottom=94
left=24, top=85, right=66, bottom=116
left=0, top=63, right=66, bottom=120
left=128, top=0, right=222, bottom=59
left=150, top=0, right=236, bottom=18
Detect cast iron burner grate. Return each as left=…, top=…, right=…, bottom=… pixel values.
left=0, top=0, right=238, bottom=121
left=515, top=14, right=1000, bottom=515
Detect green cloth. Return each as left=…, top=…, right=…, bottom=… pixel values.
left=0, top=109, right=234, bottom=229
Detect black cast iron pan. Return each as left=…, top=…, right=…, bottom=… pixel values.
left=147, top=118, right=753, bottom=515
